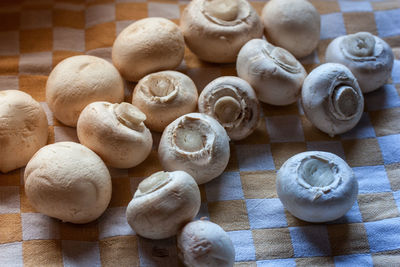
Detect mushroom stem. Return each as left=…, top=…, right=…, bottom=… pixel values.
left=214, top=95, right=242, bottom=123
left=175, top=128, right=205, bottom=152
left=343, top=32, right=375, bottom=58
left=204, top=0, right=239, bottom=21
left=135, top=171, right=171, bottom=197
left=114, top=102, right=146, bottom=131
left=298, top=157, right=337, bottom=188
left=264, top=46, right=301, bottom=73
left=331, top=85, right=360, bottom=120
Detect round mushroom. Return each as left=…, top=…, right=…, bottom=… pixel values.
left=24, top=142, right=112, bottom=224
left=301, top=63, right=364, bottom=137
left=180, top=0, right=263, bottom=63
left=126, top=171, right=201, bottom=239
left=277, top=151, right=358, bottom=223
left=132, top=71, right=198, bottom=132
left=0, top=90, right=48, bottom=173
left=325, top=32, right=394, bottom=93
left=112, top=17, right=185, bottom=82
left=261, top=0, right=320, bottom=58
left=158, top=113, right=230, bottom=185
left=77, top=101, right=152, bottom=169
left=237, top=39, right=307, bottom=105
left=46, top=55, right=124, bottom=127
left=198, top=76, right=260, bottom=140
left=178, top=219, right=235, bottom=267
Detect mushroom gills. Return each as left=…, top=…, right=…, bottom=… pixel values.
left=175, top=128, right=206, bottom=152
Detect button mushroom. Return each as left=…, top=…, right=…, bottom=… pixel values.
left=180, top=0, right=263, bottom=63
left=112, top=17, right=185, bottom=82
left=0, top=90, right=48, bottom=173
left=177, top=219, right=235, bottom=267
left=131, top=71, right=198, bottom=132
left=77, top=101, right=152, bottom=169
left=24, top=142, right=112, bottom=224
left=46, top=55, right=124, bottom=127
left=261, top=0, right=320, bottom=58
left=237, top=39, right=307, bottom=105
left=301, top=63, right=364, bottom=137
left=325, top=32, right=394, bottom=93
left=126, top=171, right=201, bottom=239
left=277, top=151, right=358, bottom=223
left=158, top=113, right=230, bottom=185
left=198, top=76, right=260, bottom=140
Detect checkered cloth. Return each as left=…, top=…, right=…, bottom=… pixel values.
left=0, top=0, right=400, bottom=266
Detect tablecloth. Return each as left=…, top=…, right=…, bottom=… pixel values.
left=0, top=0, right=400, bottom=266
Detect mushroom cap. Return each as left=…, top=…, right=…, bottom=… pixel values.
left=181, top=0, right=263, bottom=63
left=277, top=151, right=358, bottom=223
left=262, top=0, right=320, bottom=58
left=325, top=32, right=394, bottom=93
left=177, top=219, right=235, bottom=267
left=0, top=90, right=48, bottom=173
left=158, top=113, right=230, bottom=184
left=46, top=55, right=124, bottom=127
left=112, top=17, right=185, bottom=82
left=301, top=63, right=364, bottom=136
left=198, top=76, right=260, bottom=140
left=24, top=142, right=112, bottom=224
left=126, top=171, right=201, bottom=239
left=132, top=71, right=198, bottom=132
left=237, top=39, right=307, bottom=105
left=77, top=101, right=153, bottom=169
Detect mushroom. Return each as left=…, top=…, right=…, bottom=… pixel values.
left=325, top=32, right=394, bottom=93
left=126, top=171, right=201, bottom=239
left=301, top=63, right=364, bottom=137
left=261, top=0, right=320, bottom=58
left=158, top=113, right=230, bottom=185
left=77, top=101, right=152, bottom=169
left=276, top=151, right=358, bottom=223
left=198, top=76, right=260, bottom=140
left=132, top=71, right=198, bottom=132
left=0, top=90, right=48, bottom=173
left=237, top=39, right=307, bottom=105
left=177, top=219, right=235, bottom=267
left=24, top=142, right=112, bottom=224
left=46, top=55, right=124, bottom=127
left=180, top=0, right=263, bottom=63
left=112, top=17, right=185, bottom=82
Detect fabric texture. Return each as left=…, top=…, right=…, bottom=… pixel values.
left=0, top=0, right=400, bottom=266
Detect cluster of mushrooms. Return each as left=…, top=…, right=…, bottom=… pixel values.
left=0, top=0, right=395, bottom=265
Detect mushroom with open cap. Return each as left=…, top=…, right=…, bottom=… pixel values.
left=177, top=219, right=235, bottom=267
left=325, top=32, right=394, bottom=93
left=261, top=0, right=320, bottom=59
left=180, top=0, right=263, bottom=63
left=132, top=71, right=198, bottom=132
left=198, top=76, right=260, bottom=140
left=0, top=90, right=48, bottom=173
left=158, top=113, right=230, bottom=185
left=276, top=151, right=358, bottom=223
left=237, top=39, right=307, bottom=105
left=301, top=63, right=364, bottom=137
left=77, top=101, right=152, bottom=169
left=126, top=171, right=201, bottom=239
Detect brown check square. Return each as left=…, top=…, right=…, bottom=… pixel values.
left=296, top=256, right=335, bottom=267
left=208, top=200, right=250, bottom=231
left=85, top=22, right=116, bottom=51
left=110, top=177, right=132, bottom=207
left=327, top=223, right=370, bottom=256
left=342, top=138, right=383, bottom=167
left=0, top=213, right=22, bottom=244
left=60, top=221, right=99, bottom=241
left=270, top=142, right=307, bottom=169
left=386, top=163, right=400, bottom=191
left=19, top=75, right=47, bottom=102
left=116, top=3, right=148, bottom=21
left=20, top=28, right=52, bottom=54
left=370, top=108, right=400, bottom=137
left=99, top=236, right=139, bottom=267
left=22, top=240, right=63, bottom=267
left=240, top=170, right=277, bottom=199
left=252, top=228, right=294, bottom=260
left=358, top=192, right=400, bottom=222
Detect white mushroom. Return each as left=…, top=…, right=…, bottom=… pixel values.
left=180, top=0, right=263, bottom=63
left=158, top=113, right=230, bottom=185
left=112, top=17, right=185, bottom=82
left=126, top=171, right=201, bottom=239
left=237, top=39, right=307, bottom=105
left=261, top=0, right=320, bottom=58
left=325, top=32, right=394, bottom=93
left=177, top=219, right=235, bottom=267
left=46, top=55, right=124, bottom=127
left=24, top=142, right=112, bottom=224
left=301, top=63, right=364, bottom=137
left=277, top=151, right=358, bottom=223
left=0, top=90, right=48, bottom=173
left=132, top=71, right=198, bottom=132
left=77, top=101, right=152, bottom=169
left=198, top=76, right=260, bottom=140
